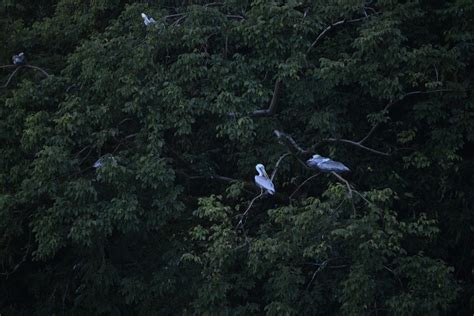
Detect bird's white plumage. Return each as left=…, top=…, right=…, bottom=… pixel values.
left=141, top=13, right=156, bottom=26
left=255, top=164, right=275, bottom=194
left=306, top=154, right=350, bottom=173
left=12, top=52, right=26, bottom=65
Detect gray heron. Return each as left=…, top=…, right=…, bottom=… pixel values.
left=255, top=163, right=275, bottom=195
left=141, top=13, right=156, bottom=26
left=12, top=52, right=26, bottom=65
left=306, top=154, right=350, bottom=173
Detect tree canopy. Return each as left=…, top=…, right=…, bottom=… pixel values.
left=1, top=0, right=473, bottom=314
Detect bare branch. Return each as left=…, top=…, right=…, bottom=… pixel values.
left=0, top=64, right=17, bottom=69
left=189, top=174, right=237, bottom=183
left=307, top=17, right=367, bottom=54
left=331, top=172, right=353, bottom=198
left=274, top=129, right=309, bottom=155
left=172, top=16, right=187, bottom=26
left=164, top=13, right=185, bottom=19
left=330, top=172, right=358, bottom=214
left=228, top=80, right=282, bottom=118
left=226, top=15, right=245, bottom=20
left=290, top=172, right=321, bottom=199
left=324, top=138, right=390, bottom=156
left=271, top=152, right=290, bottom=181
left=23, top=65, right=50, bottom=77
left=1, top=67, right=21, bottom=88
left=358, top=89, right=453, bottom=144
left=204, top=2, right=223, bottom=7
left=1, top=64, right=50, bottom=89
left=236, top=189, right=264, bottom=229
left=1, top=244, right=30, bottom=279
left=252, top=80, right=282, bottom=116
left=306, top=259, right=328, bottom=290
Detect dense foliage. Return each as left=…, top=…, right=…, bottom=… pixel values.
left=1, top=0, right=473, bottom=314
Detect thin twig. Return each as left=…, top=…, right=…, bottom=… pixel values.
left=0, top=64, right=17, bottom=69
left=306, top=259, right=328, bottom=290
left=306, top=17, right=367, bottom=54
left=236, top=189, right=264, bottom=229
left=290, top=172, right=321, bottom=199
left=0, top=244, right=30, bottom=279
left=357, top=89, right=453, bottom=144
left=383, top=265, right=404, bottom=289
left=325, top=138, right=390, bottom=156
left=172, top=16, right=186, bottom=26
left=189, top=174, right=237, bottom=183
left=331, top=172, right=353, bottom=198
left=74, top=146, right=91, bottom=159
left=274, top=129, right=309, bottom=155
left=23, top=65, right=50, bottom=77
left=271, top=152, right=290, bottom=181
left=204, top=2, right=223, bottom=7
left=164, top=13, right=185, bottom=19
left=1, top=67, right=21, bottom=88
left=226, top=14, right=245, bottom=20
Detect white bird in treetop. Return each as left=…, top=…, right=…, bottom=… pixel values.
left=254, top=164, right=275, bottom=195
left=12, top=52, right=26, bottom=65
left=141, top=13, right=156, bottom=26
left=306, top=154, right=350, bottom=173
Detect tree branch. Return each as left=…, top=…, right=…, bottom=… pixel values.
left=324, top=138, right=390, bottom=156
left=274, top=129, right=309, bottom=155
left=0, top=64, right=17, bottom=69
left=1, top=67, right=21, bottom=88
left=252, top=80, right=282, bottom=117
left=228, top=80, right=282, bottom=118
left=290, top=172, right=321, bottom=199
left=23, top=65, right=50, bottom=77
left=236, top=189, right=264, bottom=229
left=1, top=243, right=30, bottom=279
left=357, top=89, right=454, bottom=145
left=275, top=129, right=389, bottom=156
left=1, top=64, right=50, bottom=89
left=306, top=17, right=367, bottom=54
left=270, top=152, right=290, bottom=181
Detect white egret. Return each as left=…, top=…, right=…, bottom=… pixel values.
left=93, top=160, right=103, bottom=169
left=306, top=154, right=350, bottom=173
left=12, top=52, right=26, bottom=65
left=255, top=164, right=275, bottom=195
left=93, top=155, right=117, bottom=169
left=141, top=13, right=156, bottom=26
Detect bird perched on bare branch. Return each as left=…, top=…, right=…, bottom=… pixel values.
left=141, top=13, right=156, bottom=26
left=306, top=154, right=350, bottom=173
left=254, top=164, right=275, bottom=195
left=12, top=52, right=26, bottom=65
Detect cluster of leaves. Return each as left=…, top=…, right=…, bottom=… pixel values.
left=1, top=0, right=472, bottom=314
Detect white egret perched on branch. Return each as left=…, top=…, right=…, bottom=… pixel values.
left=93, top=155, right=117, bottom=169
left=255, top=164, right=275, bottom=195
left=306, top=154, right=350, bottom=173
left=12, top=52, right=26, bottom=65
left=236, top=163, right=275, bottom=229
left=141, top=13, right=156, bottom=26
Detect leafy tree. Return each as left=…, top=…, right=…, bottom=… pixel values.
left=1, top=0, right=472, bottom=314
